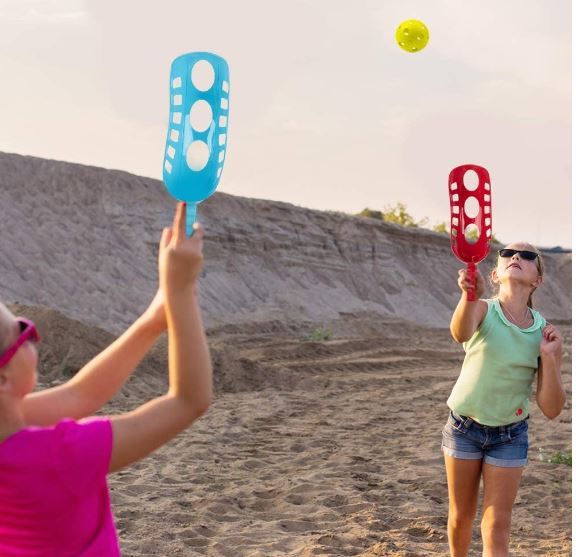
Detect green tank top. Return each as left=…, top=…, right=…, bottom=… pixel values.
left=447, top=298, right=545, bottom=426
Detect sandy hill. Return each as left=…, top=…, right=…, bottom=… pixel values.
left=0, top=151, right=571, bottom=335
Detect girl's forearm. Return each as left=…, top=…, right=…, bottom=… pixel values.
left=450, top=294, right=480, bottom=342
left=537, top=354, right=566, bottom=419
left=66, top=314, right=162, bottom=409
left=24, top=313, right=164, bottom=425
left=166, top=289, right=212, bottom=413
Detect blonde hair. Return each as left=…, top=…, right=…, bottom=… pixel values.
left=0, top=303, right=15, bottom=354
left=490, top=243, right=544, bottom=308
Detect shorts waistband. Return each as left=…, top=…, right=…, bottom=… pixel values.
left=451, top=410, right=529, bottom=430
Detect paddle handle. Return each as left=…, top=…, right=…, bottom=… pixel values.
left=185, top=203, right=197, bottom=237
left=467, top=262, right=477, bottom=302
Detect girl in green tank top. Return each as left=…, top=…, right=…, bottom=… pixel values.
left=442, top=242, right=565, bottom=557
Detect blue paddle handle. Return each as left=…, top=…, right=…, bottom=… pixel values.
left=185, top=203, right=197, bottom=237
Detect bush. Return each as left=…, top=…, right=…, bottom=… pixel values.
left=357, top=204, right=502, bottom=244
left=433, top=222, right=449, bottom=234
left=304, top=328, right=332, bottom=342
left=358, top=203, right=426, bottom=228
left=538, top=448, right=572, bottom=466
left=549, top=451, right=572, bottom=466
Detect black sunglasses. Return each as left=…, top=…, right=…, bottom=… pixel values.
left=498, top=248, right=539, bottom=261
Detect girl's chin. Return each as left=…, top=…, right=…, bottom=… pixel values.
left=500, top=276, right=533, bottom=287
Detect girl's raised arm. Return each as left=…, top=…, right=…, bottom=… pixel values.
left=23, top=278, right=169, bottom=426
left=108, top=204, right=212, bottom=473
left=449, top=268, right=488, bottom=343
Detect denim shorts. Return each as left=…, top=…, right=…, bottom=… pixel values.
left=441, top=410, right=529, bottom=468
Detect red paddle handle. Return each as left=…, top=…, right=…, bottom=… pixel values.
left=467, top=262, right=477, bottom=302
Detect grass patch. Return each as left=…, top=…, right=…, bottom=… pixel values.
left=549, top=451, right=572, bottom=466
left=538, top=448, right=572, bottom=466
left=304, top=328, right=332, bottom=342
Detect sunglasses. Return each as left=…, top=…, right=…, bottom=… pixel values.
left=0, top=318, right=40, bottom=368
left=498, top=248, right=539, bottom=261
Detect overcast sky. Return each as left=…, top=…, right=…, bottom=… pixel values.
left=0, top=0, right=571, bottom=248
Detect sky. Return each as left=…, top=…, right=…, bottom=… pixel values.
left=0, top=0, right=571, bottom=248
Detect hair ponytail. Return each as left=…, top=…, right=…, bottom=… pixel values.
left=0, top=303, right=14, bottom=354
left=528, top=249, right=544, bottom=308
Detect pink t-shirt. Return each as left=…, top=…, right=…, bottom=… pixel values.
left=0, top=417, right=121, bottom=556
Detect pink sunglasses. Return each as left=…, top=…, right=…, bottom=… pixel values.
left=0, top=318, right=41, bottom=368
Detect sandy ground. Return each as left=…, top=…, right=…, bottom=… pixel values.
left=92, top=323, right=571, bottom=557
left=1, top=155, right=572, bottom=556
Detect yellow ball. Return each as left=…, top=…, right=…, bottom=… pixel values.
left=396, top=19, right=429, bottom=53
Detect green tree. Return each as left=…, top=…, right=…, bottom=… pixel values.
left=358, top=208, right=384, bottom=220
left=433, top=222, right=449, bottom=234
left=357, top=205, right=503, bottom=244
left=381, top=202, right=419, bottom=227
left=358, top=203, right=428, bottom=228
left=465, top=227, right=479, bottom=242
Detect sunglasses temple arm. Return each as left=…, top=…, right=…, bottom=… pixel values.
left=467, top=261, right=477, bottom=302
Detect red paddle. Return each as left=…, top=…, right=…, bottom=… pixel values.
left=448, top=164, right=492, bottom=301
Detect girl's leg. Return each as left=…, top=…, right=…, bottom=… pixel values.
left=480, top=463, right=524, bottom=557
left=444, top=455, right=483, bottom=557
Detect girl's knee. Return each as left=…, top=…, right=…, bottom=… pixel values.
left=449, top=507, right=477, bottom=529
left=480, top=511, right=512, bottom=538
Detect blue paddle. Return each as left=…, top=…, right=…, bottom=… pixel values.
left=162, top=52, right=230, bottom=235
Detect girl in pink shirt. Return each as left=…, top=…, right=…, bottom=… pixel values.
left=0, top=203, right=212, bottom=556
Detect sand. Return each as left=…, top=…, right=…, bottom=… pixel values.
left=22, top=304, right=571, bottom=557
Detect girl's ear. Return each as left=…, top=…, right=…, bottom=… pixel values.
left=490, top=268, right=499, bottom=285
left=532, top=275, right=543, bottom=288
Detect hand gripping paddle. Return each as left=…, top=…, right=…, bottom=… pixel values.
left=162, top=52, right=230, bottom=236
left=448, top=164, right=492, bottom=301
